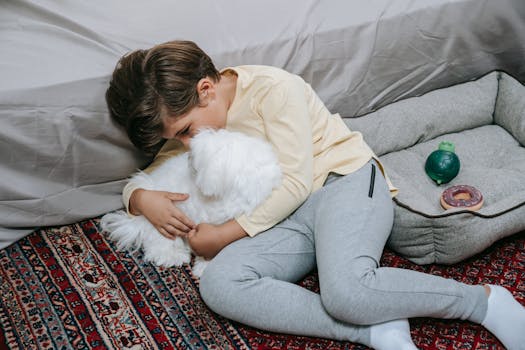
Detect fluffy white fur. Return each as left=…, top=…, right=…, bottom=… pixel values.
left=101, top=129, right=281, bottom=277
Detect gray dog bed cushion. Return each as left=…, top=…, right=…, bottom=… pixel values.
left=345, top=71, right=525, bottom=264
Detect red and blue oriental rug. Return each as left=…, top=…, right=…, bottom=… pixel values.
left=1, top=218, right=523, bottom=349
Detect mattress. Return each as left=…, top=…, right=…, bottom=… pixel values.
left=1, top=0, right=525, bottom=247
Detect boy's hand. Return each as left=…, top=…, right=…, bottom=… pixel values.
left=187, top=223, right=223, bottom=259
left=188, top=220, right=248, bottom=259
left=130, top=189, right=196, bottom=239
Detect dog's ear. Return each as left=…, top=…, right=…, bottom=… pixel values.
left=190, top=129, right=281, bottom=203
left=229, top=134, right=282, bottom=209
left=190, top=130, right=281, bottom=212
left=190, top=129, right=238, bottom=197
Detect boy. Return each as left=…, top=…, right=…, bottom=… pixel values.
left=106, top=40, right=525, bottom=349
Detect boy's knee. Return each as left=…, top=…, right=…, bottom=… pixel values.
left=320, top=274, right=375, bottom=325
left=199, top=263, right=230, bottom=312
left=199, top=260, right=253, bottom=316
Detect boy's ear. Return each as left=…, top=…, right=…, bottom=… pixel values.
left=197, top=77, right=216, bottom=101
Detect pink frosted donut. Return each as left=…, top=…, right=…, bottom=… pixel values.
left=440, top=185, right=484, bottom=211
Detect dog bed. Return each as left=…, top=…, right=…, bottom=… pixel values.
left=345, top=71, right=525, bottom=264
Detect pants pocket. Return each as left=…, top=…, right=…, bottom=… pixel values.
left=368, top=164, right=376, bottom=198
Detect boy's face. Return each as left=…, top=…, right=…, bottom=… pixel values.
left=161, top=98, right=227, bottom=148
left=161, top=75, right=234, bottom=148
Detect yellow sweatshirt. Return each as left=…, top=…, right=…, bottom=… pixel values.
left=123, top=65, right=396, bottom=236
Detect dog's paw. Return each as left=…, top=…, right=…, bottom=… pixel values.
left=146, top=251, right=191, bottom=267
left=101, top=211, right=142, bottom=250
left=191, top=256, right=209, bottom=278
left=142, top=236, right=192, bottom=267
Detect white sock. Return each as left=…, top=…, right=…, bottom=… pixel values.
left=369, top=318, right=418, bottom=350
left=481, top=285, right=525, bottom=349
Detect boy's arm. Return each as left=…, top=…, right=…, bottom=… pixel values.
left=123, top=140, right=196, bottom=239
left=188, top=219, right=248, bottom=259
left=235, top=75, right=314, bottom=237
left=123, top=139, right=187, bottom=215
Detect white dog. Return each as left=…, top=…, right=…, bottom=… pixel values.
left=101, top=129, right=281, bottom=277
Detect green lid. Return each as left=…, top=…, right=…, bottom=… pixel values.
left=438, top=141, right=455, bottom=153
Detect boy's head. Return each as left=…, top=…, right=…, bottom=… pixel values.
left=106, top=40, right=220, bottom=155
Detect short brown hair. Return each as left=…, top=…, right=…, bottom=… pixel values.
left=105, top=40, right=220, bottom=155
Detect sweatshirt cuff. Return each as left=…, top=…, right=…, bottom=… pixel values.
left=122, top=183, right=140, bottom=217
left=235, top=214, right=263, bottom=237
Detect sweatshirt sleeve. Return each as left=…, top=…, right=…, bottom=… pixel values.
left=122, top=139, right=186, bottom=214
left=235, top=76, right=314, bottom=236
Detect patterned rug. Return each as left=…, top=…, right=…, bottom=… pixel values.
left=1, top=218, right=523, bottom=350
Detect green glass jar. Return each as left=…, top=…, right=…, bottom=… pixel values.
left=425, top=141, right=460, bottom=185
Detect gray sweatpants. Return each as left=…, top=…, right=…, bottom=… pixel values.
left=199, top=159, right=488, bottom=345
